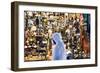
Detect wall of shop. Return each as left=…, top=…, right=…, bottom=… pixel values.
left=0, top=0, right=99, bottom=73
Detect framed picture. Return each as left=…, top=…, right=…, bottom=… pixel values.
left=11, top=1, right=98, bottom=71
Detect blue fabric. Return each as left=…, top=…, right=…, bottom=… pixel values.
left=52, top=32, right=66, bottom=60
